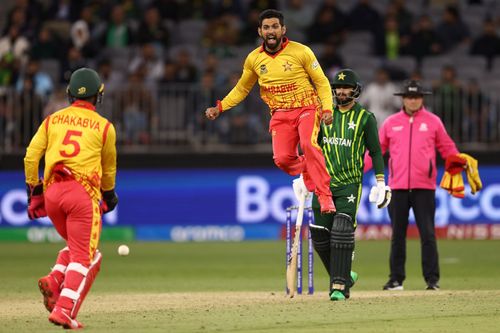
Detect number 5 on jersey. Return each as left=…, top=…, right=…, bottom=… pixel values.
left=60, top=130, right=83, bottom=157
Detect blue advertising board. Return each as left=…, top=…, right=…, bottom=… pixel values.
left=1, top=168, right=500, bottom=240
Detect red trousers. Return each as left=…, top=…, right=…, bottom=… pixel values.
left=269, top=105, right=331, bottom=196
left=45, top=179, right=103, bottom=318
left=45, top=180, right=101, bottom=266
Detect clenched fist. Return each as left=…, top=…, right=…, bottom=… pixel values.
left=205, top=107, right=220, bottom=120
left=321, top=110, right=333, bottom=125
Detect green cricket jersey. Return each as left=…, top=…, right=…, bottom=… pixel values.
left=319, top=102, right=385, bottom=187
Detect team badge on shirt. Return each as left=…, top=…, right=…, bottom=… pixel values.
left=419, top=123, right=428, bottom=131
left=260, top=64, right=268, bottom=75
left=282, top=61, right=292, bottom=71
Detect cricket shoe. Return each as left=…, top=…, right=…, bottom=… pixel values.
left=330, top=290, right=346, bottom=301
left=318, top=194, right=336, bottom=214
left=49, top=306, right=83, bottom=329
left=426, top=282, right=440, bottom=290
left=341, top=271, right=359, bottom=299
left=38, top=275, right=61, bottom=312
left=350, top=271, right=359, bottom=287
left=383, top=279, right=403, bottom=291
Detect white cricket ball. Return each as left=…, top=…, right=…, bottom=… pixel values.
left=118, top=244, right=129, bottom=256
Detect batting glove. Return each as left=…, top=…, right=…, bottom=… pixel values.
left=369, top=181, right=392, bottom=209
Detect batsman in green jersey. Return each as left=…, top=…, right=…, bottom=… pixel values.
left=297, top=69, right=392, bottom=301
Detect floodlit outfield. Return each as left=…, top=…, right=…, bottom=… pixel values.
left=1, top=240, right=499, bottom=332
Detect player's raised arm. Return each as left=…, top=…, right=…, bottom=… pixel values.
left=205, top=56, right=258, bottom=121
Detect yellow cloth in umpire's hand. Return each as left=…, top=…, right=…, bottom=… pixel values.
left=459, top=153, right=483, bottom=194
left=439, top=171, right=452, bottom=192
left=449, top=173, right=465, bottom=198
left=440, top=171, right=465, bottom=198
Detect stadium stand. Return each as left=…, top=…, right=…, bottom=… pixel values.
left=1, top=0, right=500, bottom=155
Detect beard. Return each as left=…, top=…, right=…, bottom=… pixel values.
left=263, top=34, right=282, bottom=52
left=334, top=92, right=354, bottom=106
left=336, top=93, right=350, bottom=103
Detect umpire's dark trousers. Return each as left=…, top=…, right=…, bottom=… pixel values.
left=388, top=190, right=440, bottom=284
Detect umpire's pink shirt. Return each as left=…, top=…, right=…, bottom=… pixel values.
left=365, top=106, right=459, bottom=190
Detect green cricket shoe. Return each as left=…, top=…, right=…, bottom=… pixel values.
left=330, top=272, right=358, bottom=301
left=350, top=271, right=358, bottom=286
left=330, top=290, right=346, bottom=301
left=344, top=271, right=358, bottom=299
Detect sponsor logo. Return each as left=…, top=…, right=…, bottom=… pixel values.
left=392, top=126, right=403, bottom=131
left=260, top=64, right=267, bottom=75
left=27, top=227, right=64, bottom=243
left=0, top=189, right=117, bottom=226
left=171, top=225, right=245, bottom=241
left=236, top=176, right=500, bottom=226
left=356, top=224, right=500, bottom=240
left=419, top=123, right=428, bottom=131
left=311, top=60, right=319, bottom=70
left=237, top=176, right=297, bottom=223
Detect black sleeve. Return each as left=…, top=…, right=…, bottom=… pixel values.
left=364, top=114, right=385, bottom=177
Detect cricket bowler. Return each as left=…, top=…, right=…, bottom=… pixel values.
left=205, top=9, right=335, bottom=213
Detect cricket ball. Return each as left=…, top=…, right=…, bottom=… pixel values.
left=118, top=244, right=130, bottom=256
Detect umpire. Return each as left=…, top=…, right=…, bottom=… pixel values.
left=378, top=80, right=460, bottom=291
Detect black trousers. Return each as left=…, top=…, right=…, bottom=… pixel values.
left=388, top=190, right=440, bottom=284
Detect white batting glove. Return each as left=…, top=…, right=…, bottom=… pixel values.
left=369, top=181, right=392, bottom=209
left=293, top=176, right=311, bottom=202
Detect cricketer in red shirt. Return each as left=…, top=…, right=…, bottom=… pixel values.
left=24, top=68, right=118, bottom=329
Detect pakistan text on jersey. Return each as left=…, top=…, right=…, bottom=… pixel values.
left=51, top=115, right=101, bottom=131
left=323, top=137, right=352, bottom=147
left=261, top=83, right=297, bottom=94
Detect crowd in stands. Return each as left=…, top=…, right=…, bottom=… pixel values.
left=1, top=0, right=500, bottom=149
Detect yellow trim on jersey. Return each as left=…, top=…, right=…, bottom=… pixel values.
left=89, top=199, right=102, bottom=262
left=310, top=109, right=322, bottom=151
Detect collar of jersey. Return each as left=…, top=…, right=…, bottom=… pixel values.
left=259, top=37, right=289, bottom=58
left=71, top=100, right=96, bottom=111
left=402, top=106, right=425, bottom=117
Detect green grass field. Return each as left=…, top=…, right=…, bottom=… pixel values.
left=1, top=240, right=499, bottom=332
